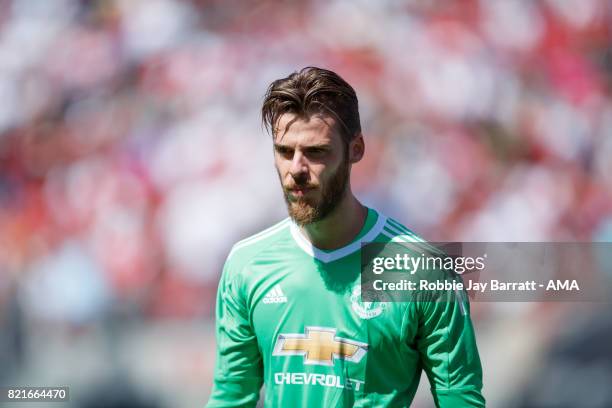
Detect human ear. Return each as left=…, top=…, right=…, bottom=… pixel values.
left=349, top=134, right=365, bottom=164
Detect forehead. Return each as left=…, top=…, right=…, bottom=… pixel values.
left=274, top=113, right=341, bottom=146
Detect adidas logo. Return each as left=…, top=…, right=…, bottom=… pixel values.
left=263, top=284, right=287, bottom=304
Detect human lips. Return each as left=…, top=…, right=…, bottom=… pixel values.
left=287, top=186, right=315, bottom=197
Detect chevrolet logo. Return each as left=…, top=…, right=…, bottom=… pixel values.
left=273, top=327, right=368, bottom=366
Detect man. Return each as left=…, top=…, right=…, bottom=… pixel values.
left=207, top=67, right=485, bottom=407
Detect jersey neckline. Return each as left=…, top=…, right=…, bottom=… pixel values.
left=288, top=207, right=388, bottom=263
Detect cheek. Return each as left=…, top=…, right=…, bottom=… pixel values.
left=313, top=161, right=338, bottom=184
left=274, top=157, right=289, bottom=175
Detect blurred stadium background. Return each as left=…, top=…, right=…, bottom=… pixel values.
left=1, top=0, right=611, bottom=407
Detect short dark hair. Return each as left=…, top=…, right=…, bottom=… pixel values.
left=261, top=67, right=361, bottom=145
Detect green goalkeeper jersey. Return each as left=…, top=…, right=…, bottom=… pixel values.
left=207, top=208, right=485, bottom=407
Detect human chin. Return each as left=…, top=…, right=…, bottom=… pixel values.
left=286, top=175, right=346, bottom=226
left=283, top=189, right=318, bottom=224
left=283, top=198, right=316, bottom=225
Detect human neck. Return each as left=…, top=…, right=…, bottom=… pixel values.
left=298, top=193, right=368, bottom=250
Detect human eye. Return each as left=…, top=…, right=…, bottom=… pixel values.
left=274, top=145, right=293, bottom=158
left=305, top=146, right=328, bottom=158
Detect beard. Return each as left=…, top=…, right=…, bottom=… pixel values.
left=280, top=158, right=350, bottom=226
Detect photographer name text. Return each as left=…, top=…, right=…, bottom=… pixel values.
left=371, top=279, right=580, bottom=292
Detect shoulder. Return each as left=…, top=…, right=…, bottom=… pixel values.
left=374, top=212, right=426, bottom=243
left=373, top=210, right=445, bottom=257
left=374, top=211, right=469, bottom=314
left=224, top=217, right=292, bottom=273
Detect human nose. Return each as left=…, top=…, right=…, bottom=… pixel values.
left=289, top=150, right=308, bottom=178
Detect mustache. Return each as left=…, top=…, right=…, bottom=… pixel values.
left=284, top=173, right=318, bottom=190
left=284, top=182, right=318, bottom=190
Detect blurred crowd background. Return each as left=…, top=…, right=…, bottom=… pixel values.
left=1, top=0, right=611, bottom=407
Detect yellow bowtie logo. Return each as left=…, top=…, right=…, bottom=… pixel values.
left=273, top=327, right=368, bottom=366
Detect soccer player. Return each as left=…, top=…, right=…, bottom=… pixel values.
left=206, top=67, right=485, bottom=407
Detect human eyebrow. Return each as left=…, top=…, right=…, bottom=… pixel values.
left=303, top=145, right=331, bottom=157
left=303, top=144, right=331, bottom=152
left=274, top=144, right=294, bottom=154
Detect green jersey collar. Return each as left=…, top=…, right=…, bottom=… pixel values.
left=289, top=208, right=387, bottom=263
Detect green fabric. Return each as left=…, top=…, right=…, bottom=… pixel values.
left=207, top=208, right=485, bottom=407
left=317, top=207, right=377, bottom=254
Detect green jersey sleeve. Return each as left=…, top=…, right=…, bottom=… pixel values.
left=416, top=288, right=485, bottom=407
left=207, top=257, right=263, bottom=407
